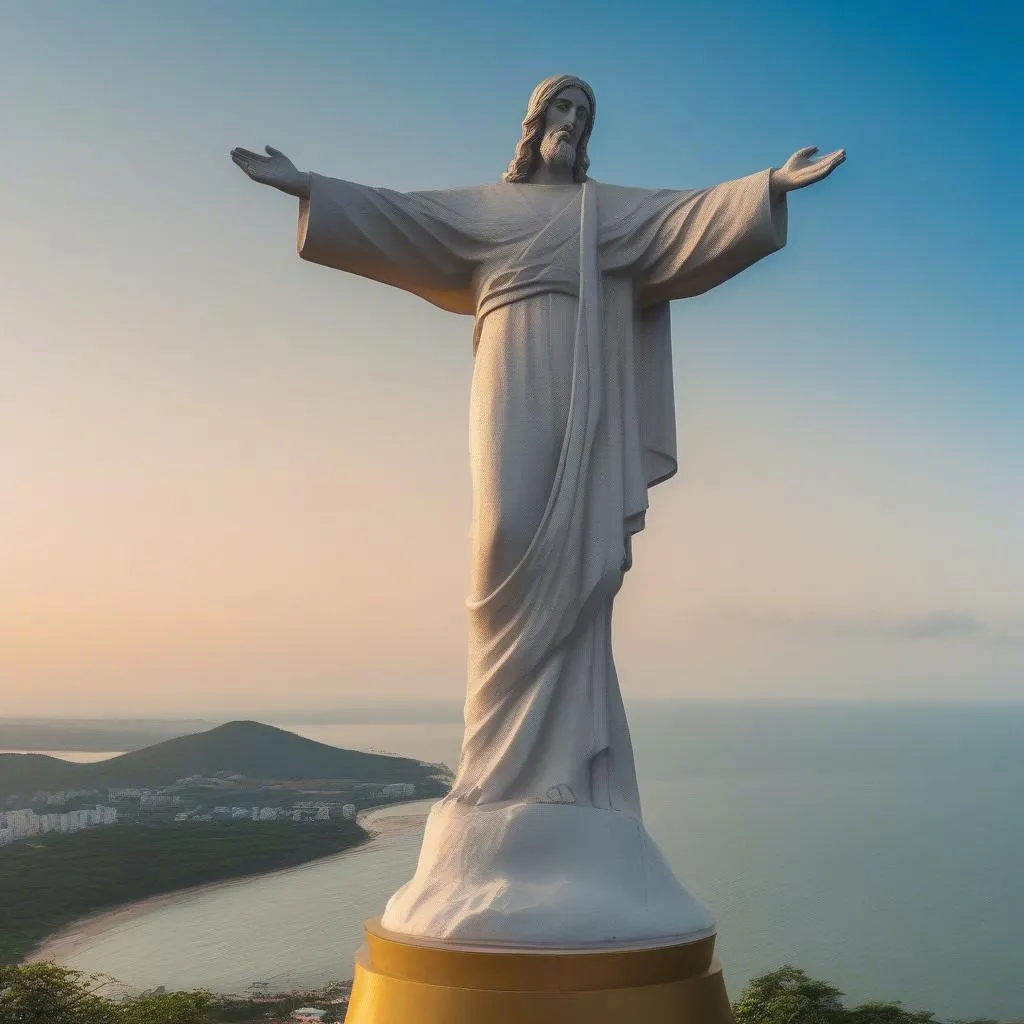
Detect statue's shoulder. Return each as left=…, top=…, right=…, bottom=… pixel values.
left=422, top=181, right=505, bottom=196
left=594, top=181, right=698, bottom=226
left=593, top=181, right=679, bottom=200
left=411, top=181, right=510, bottom=214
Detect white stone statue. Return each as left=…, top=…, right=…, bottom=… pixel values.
left=232, top=74, right=844, bottom=949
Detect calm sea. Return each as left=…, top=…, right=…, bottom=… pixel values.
left=22, top=703, right=1024, bottom=1021
left=0, top=751, right=128, bottom=763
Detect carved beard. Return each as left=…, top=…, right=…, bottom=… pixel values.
left=539, top=132, right=576, bottom=173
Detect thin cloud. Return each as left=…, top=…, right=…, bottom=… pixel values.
left=718, top=609, right=1022, bottom=642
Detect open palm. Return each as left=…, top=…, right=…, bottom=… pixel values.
left=774, top=145, right=846, bottom=193
left=230, top=145, right=308, bottom=198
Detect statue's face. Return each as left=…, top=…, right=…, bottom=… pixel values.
left=539, top=86, right=591, bottom=172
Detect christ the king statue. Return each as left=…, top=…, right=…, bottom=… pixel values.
left=232, top=74, right=844, bottom=949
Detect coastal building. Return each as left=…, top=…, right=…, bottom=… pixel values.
left=108, top=788, right=143, bottom=801
left=380, top=783, right=416, bottom=799
left=342, top=803, right=356, bottom=820
left=1, top=809, right=38, bottom=839
left=0, top=805, right=117, bottom=844
left=140, top=791, right=174, bottom=811
left=290, top=1009, right=326, bottom=1021
left=302, top=800, right=355, bottom=814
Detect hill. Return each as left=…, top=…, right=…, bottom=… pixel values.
left=0, top=721, right=449, bottom=799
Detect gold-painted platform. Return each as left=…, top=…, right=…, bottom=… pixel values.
left=345, top=917, right=734, bottom=1024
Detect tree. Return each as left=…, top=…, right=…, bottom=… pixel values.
left=114, top=989, right=215, bottom=1024
left=733, top=965, right=846, bottom=1024
left=0, top=963, right=119, bottom=1024
left=847, top=1001, right=937, bottom=1024
left=0, top=963, right=214, bottom=1024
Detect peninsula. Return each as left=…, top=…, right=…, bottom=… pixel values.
left=0, top=721, right=451, bottom=964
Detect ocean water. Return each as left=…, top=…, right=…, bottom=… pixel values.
left=0, top=750, right=129, bottom=763
left=25, top=702, right=1024, bottom=1021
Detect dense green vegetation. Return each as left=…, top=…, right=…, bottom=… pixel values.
left=0, top=721, right=449, bottom=799
left=0, top=819, right=368, bottom=966
left=0, top=962, right=216, bottom=1023
left=733, top=966, right=1003, bottom=1024
left=1, top=962, right=1009, bottom=1024
left=0, top=962, right=354, bottom=1022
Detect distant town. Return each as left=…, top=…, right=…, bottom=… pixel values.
left=0, top=776, right=418, bottom=848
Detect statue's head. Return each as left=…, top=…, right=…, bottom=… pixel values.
left=503, top=75, right=596, bottom=184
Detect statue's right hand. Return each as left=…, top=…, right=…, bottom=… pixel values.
left=230, top=145, right=310, bottom=199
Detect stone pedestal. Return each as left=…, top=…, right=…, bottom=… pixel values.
left=344, top=917, right=734, bottom=1024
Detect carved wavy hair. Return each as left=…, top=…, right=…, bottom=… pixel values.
left=502, top=75, right=596, bottom=184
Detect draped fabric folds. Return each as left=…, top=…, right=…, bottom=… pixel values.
left=297, top=170, right=787, bottom=942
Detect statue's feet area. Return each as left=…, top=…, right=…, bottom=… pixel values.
left=380, top=799, right=716, bottom=947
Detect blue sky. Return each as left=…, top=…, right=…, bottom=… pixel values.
left=1, top=0, right=1021, bottom=713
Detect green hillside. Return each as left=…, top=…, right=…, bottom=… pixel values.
left=0, top=720, right=450, bottom=799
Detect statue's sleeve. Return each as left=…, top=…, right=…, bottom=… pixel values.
left=609, top=169, right=788, bottom=306
left=297, top=174, right=482, bottom=315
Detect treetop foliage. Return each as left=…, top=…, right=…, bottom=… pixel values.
left=0, top=963, right=214, bottom=1024
left=0, top=959, right=1004, bottom=1024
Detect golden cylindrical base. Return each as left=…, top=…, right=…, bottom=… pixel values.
left=345, top=917, right=734, bottom=1024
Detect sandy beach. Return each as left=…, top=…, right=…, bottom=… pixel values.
left=23, top=801, right=432, bottom=967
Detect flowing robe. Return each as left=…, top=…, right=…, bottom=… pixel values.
left=297, top=170, right=787, bottom=944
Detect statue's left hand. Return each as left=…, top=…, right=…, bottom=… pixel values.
left=770, top=146, right=846, bottom=198
left=230, top=145, right=311, bottom=199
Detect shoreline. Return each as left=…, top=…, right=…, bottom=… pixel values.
left=23, top=798, right=434, bottom=972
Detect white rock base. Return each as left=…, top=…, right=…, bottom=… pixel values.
left=380, top=799, right=716, bottom=948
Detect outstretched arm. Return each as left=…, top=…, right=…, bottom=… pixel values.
left=231, top=145, right=311, bottom=199
left=609, top=145, right=845, bottom=305
left=231, top=145, right=485, bottom=315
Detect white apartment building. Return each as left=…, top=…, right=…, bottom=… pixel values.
left=380, top=783, right=416, bottom=799
left=0, top=805, right=118, bottom=845
left=0, top=809, right=37, bottom=840
left=107, top=788, right=143, bottom=800
left=140, top=791, right=175, bottom=810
